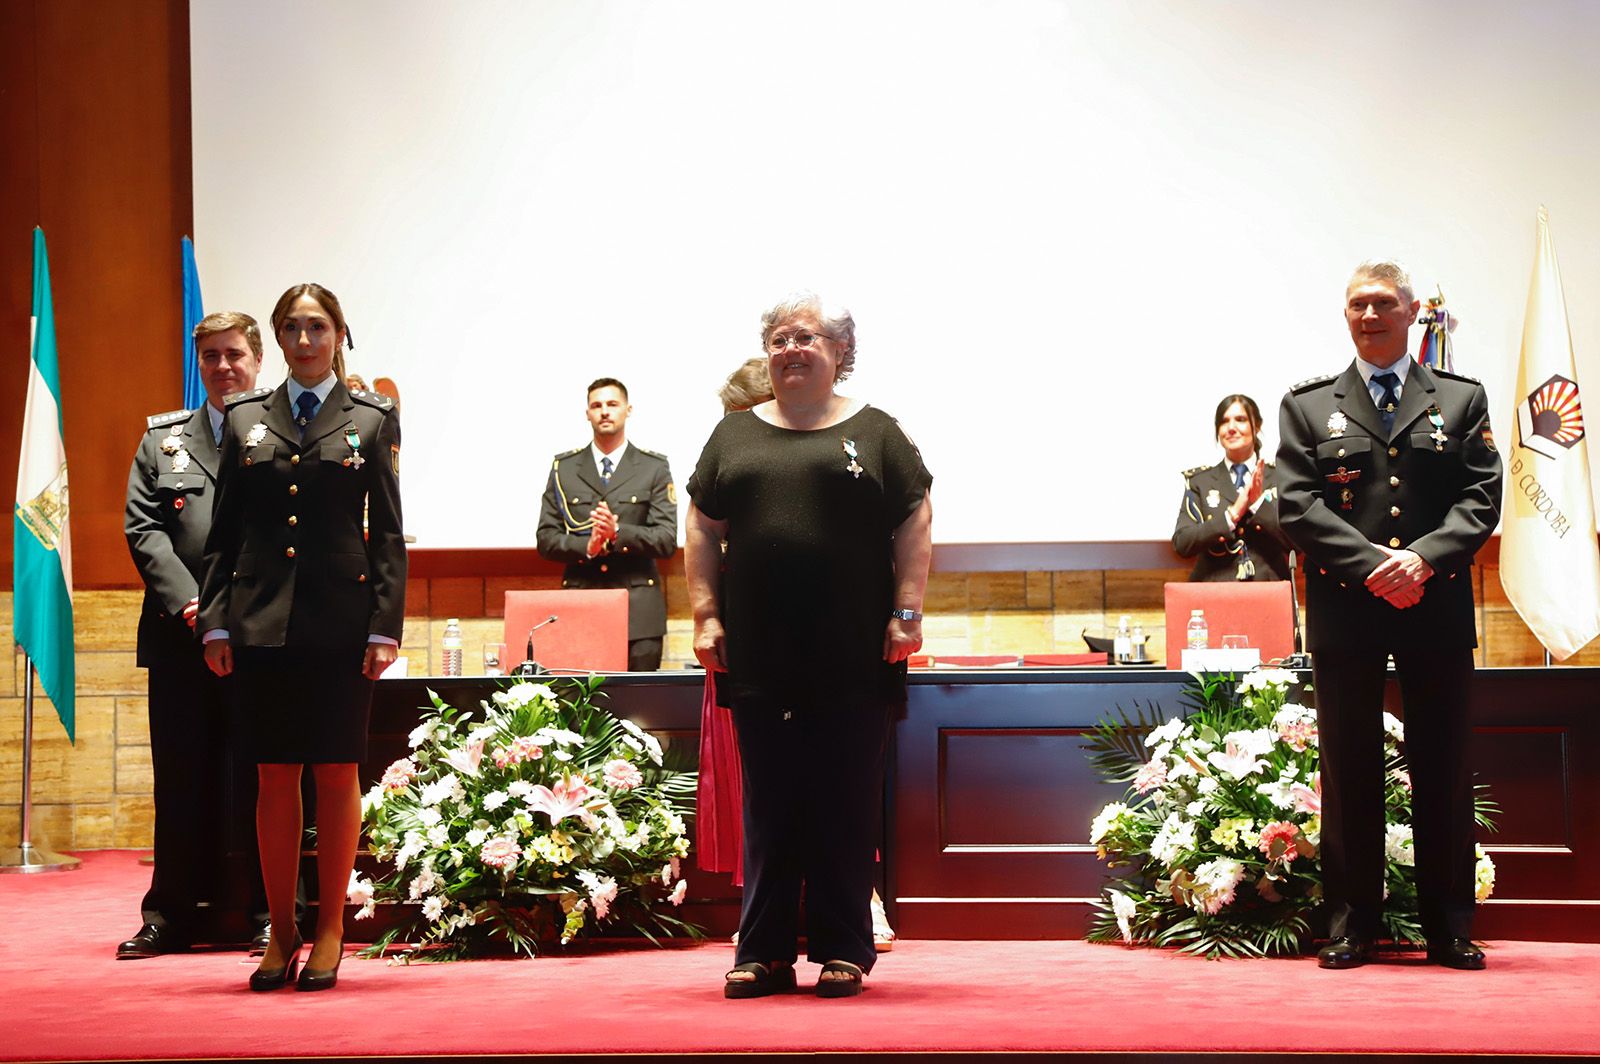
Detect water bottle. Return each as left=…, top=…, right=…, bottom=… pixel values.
left=441, top=618, right=463, bottom=677
left=1131, top=623, right=1146, bottom=662
left=1113, top=615, right=1132, bottom=664
left=1186, top=609, right=1209, bottom=650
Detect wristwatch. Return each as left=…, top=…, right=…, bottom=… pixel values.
left=889, top=608, right=923, bottom=621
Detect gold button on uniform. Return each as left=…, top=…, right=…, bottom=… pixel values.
left=1390, top=476, right=1400, bottom=487
left=290, top=454, right=300, bottom=465
left=1336, top=448, right=1346, bottom=458
left=647, top=578, right=655, bottom=587
left=1388, top=446, right=1399, bottom=457
left=1388, top=537, right=1401, bottom=548
left=358, top=574, right=367, bottom=583
left=629, top=496, right=637, bottom=503
left=244, top=457, right=253, bottom=466
left=288, top=515, right=298, bottom=526
left=285, top=546, right=296, bottom=558
left=1390, top=506, right=1401, bottom=517
left=289, top=484, right=299, bottom=495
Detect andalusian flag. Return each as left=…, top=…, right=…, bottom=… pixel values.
left=13, top=227, right=75, bottom=741
left=1500, top=208, right=1600, bottom=661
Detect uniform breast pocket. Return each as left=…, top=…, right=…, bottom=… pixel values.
left=155, top=472, right=206, bottom=508
left=241, top=443, right=275, bottom=468
left=322, top=435, right=365, bottom=471
left=1409, top=432, right=1462, bottom=458
left=1316, top=436, right=1371, bottom=496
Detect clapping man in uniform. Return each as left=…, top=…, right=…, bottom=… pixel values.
left=120, top=312, right=273, bottom=957
left=1277, top=261, right=1502, bottom=970
left=537, top=378, right=678, bottom=671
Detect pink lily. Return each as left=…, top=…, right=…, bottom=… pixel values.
left=524, top=773, right=595, bottom=825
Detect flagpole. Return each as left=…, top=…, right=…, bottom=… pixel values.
left=0, top=655, right=81, bottom=873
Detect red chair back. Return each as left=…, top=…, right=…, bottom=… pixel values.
left=1021, top=652, right=1108, bottom=667
left=1162, top=582, right=1295, bottom=668
left=503, top=589, right=629, bottom=673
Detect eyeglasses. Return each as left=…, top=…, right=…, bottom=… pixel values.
left=766, top=331, right=825, bottom=355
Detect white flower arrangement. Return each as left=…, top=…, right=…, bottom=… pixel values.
left=1084, top=668, right=1498, bottom=958
left=358, top=676, right=699, bottom=960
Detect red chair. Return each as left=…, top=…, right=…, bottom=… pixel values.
left=503, top=589, right=629, bottom=673
left=1162, top=582, right=1295, bottom=668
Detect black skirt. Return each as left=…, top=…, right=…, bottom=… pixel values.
left=231, top=646, right=374, bottom=764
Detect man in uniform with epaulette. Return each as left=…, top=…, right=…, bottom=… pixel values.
left=1277, top=261, right=1502, bottom=971
left=536, top=377, right=677, bottom=671
left=119, top=312, right=272, bottom=957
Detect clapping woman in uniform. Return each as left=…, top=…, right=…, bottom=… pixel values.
left=1172, top=393, right=1291, bottom=582
left=200, top=283, right=406, bottom=992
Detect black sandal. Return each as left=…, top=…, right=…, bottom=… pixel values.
left=815, top=960, right=864, bottom=998
left=724, top=961, right=797, bottom=999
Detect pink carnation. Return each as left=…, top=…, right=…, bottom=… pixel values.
left=493, top=736, right=545, bottom=769
left=1258, top=820, right=1301, bottom=865
left=1278, top=721, right=1317, bottom=752
left=1133, top=757, right=1168, bottom=794
left=381, top=758, right=417, bottom=793
left=603, top=758, right=644, bottom=791
left=480, top=836, right=522, bottom=871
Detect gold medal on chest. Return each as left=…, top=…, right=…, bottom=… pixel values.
left=1327, top=410, right=1348, bottom=438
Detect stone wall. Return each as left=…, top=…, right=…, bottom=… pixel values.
left=3, top=563, right=1594, bottom=850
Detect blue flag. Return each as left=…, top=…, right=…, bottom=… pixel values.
left=13, top=228, right=76, bottom=741
left=181, top=236, right=205, bottom=411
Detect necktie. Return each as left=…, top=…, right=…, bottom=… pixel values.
left=295, top=391, right=320, bottom=438
left=1372, top=372, right=1401, bottom=435
left=1231, top=463, right=1248, bottom=491
left=600, top=456, right=613, bottom=484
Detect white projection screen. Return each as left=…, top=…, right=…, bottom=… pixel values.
left=191, top=0, right=1600, bottom=552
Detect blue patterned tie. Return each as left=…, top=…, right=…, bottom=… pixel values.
left=1372, top=372, right=1400, bottom=436
left=600, top=455, right=613, bottom=484
left=295, top=391, right=320, bottom=438
left=1231, top=463, right=1247, bottom=491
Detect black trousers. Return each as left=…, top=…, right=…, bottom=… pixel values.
left=1312, top=646, right=1477, bottom=944
left=141, top=651, right=267, bottom=936
left=730, top=690, right=893, bottom=972
left=628, top=637, right=663, bottom=673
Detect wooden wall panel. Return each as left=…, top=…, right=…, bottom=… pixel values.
left=0, top=0, right=191, bottom=590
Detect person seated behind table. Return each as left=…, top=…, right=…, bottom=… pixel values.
left=1172, top=393, right=1291, bottom=581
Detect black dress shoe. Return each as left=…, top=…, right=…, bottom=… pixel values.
left=1317, top=936, right=1373, bottom=969
left=249, top=922, right=274, bottom=956
left=296, top=947, right=343, bottom=992
left=1426, top=937, right=1487, bottom=970
left=116, top=923, right=184, bottom=960
left=249, top=935, right=303, bottom=992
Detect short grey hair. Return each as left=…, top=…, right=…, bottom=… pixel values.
left=1347, top=260, right=1414, bottom=304
left=759, top=292, right=857, bottom=382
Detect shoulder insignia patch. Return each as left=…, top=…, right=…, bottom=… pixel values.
left=1432, top=367, right=1482, bottom=385
left=350, top=389, right=395, bottom=411
left=1181, top=464, right=1210, bottom=480
left=146, top=408, right=191, bottom=429
left=223, top=387, right=271, bottom=407
left=637, top=447, right=668, bottom=461
left=1291, top=373, right=1336, bottom=393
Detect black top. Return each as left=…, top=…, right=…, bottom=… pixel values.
left=688, top=405, right=932, bottom=704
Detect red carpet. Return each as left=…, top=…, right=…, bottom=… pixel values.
left=3, top=851, right=1598, bottom=1060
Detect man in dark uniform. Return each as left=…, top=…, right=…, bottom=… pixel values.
left=536, top=377, right=677, bottom=671
left=119, top=312, right=271, bottom=957
left=1277, top=261, right=1502, bottom=970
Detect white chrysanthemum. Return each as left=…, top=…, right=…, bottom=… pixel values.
left=1227, top=728, right=1279, bottom=758
left=417, top=807, right=442, bottom=827
left=419, top=773, right=461, bottom=808
left=1151, top=814, right=1198, bottom=866
left=421, top=895, right=446, bottom=922
left=409, top=865, right=439, bottom=900
left=1475, top=845, right=1496, bottom=901
left=1089, top=802, right=1129, bottom=845
left=1186, top=799, right=1207, bottom=817
left=362, top=784, right=386, bottom=813
left=426, top=823, right=450, bottom=847
left=465, top=827, right=488, bottom=847
left=408, top=718, right=443, bottom=749
left=1272, top=702, right=1317, bottom=728
left=1382, top=712, right=1406, bottom=744
left=1145, top=717, right=1186, bottom=747
left=1255, top=771, right=1299, bottom=810
left=1196, top=777, right=1219, bottom=795
left=1239, top=667, right=1297, bottom=693
left=1109, top=890, right=1138, bottom=944
left=1385, top=823, right=1415, bottom=866
left=506, top=779, right=533, bottom=798
left=483, top=791, right=509, bottom=811
left=1190, top=858, right=1246, bottom=915
left=655, top=806, right=686, bottom=836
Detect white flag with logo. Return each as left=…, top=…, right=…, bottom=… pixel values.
left=1500, top=207, right=1600, bottom=661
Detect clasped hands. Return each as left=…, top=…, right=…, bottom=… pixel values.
left=1365, top=545, right=1433, bottom=609
left=1225, top=463, right=1266, bottom=527
left=586, top=501, right=619, bottom=557
left=692, top=615, right=924, bottom=672
left=204, top=638, right=397, bottom=679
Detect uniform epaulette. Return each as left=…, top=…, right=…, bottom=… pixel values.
left=349, top=388, right=395, bottom=411
left=1430, top=367, right=1481, bottom=385
left=552, top=446, right=585, bottom=468
left=1181, top=464, right=1210, bottom=480
left=223, top=387, right=271, bottom=407
left=145, top=408, right=191, bottom=429
left=1291, top=373, right=1336, bottom=393
left=636, top=447, right=668, bottom=461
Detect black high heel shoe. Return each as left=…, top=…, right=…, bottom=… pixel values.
left=296, top=942, right=344, bottom=992
left=249, top=935, right=303, bottom=992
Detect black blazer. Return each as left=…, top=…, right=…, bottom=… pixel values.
left=1171, top=459, right=1291, bottom=582
left=126, top=407, right=222, bottom=666
left=198, top=382, right=406, bottom=649
left=1276, top=361, right=1502, bottom=653
left=536, top=443, right=677, bottom=641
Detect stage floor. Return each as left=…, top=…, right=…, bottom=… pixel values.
left=4, top=852, right=1598, bottom=1062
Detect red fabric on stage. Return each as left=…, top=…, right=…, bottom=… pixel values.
left=694, top=670, right=743, bottom=885
left=8, top=853, right=1600, bottom=1061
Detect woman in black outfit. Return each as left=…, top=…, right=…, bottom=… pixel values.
left=685, top=293, right=932, bottom=999
left=1172, top=393, right=1291, bottom=582
left=200, top=283, right=406, bottom=992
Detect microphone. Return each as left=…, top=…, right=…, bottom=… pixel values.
left=1284, top=552, right=1312, bottom=669
left=513, top=615, right=558, bottom=677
